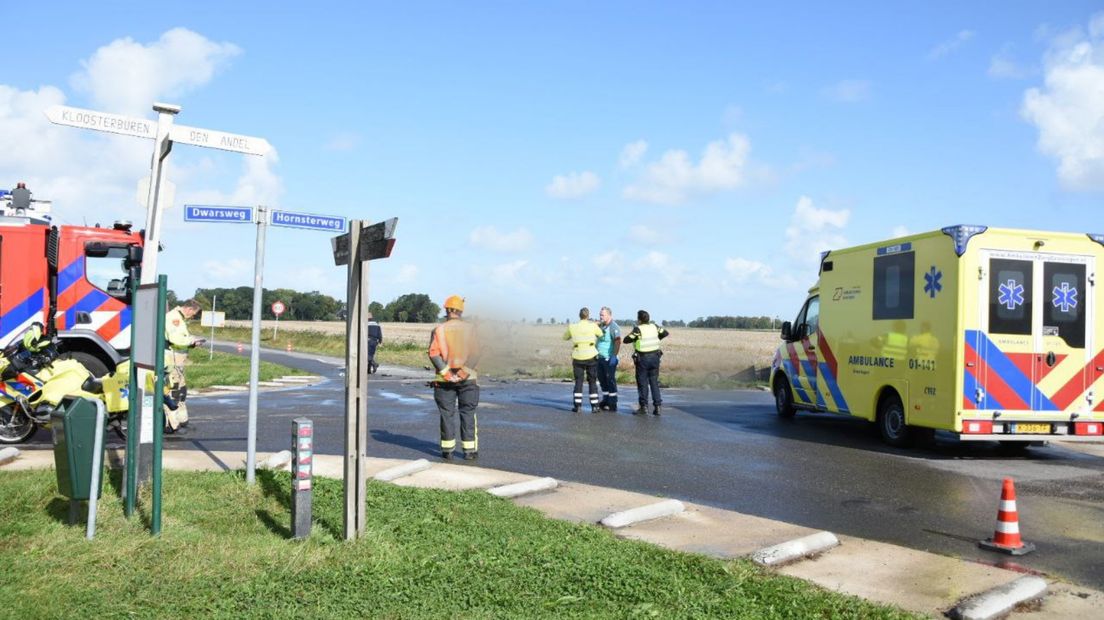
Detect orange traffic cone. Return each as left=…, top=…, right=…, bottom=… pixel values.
left=286, top=342, right=292, bottom=352
left=979, top=477, right=1035, bottom=555
left=236, top=342, right=244, bottom=353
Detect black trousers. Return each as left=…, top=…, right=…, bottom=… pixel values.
left=596, top=356, right=619, bottom=407
left=572, top=357, right=600, bottom=409
left=634, top=351, right=662, bottom=407
left=367, top=339, right=379, bottom=373
left=434, top=380, right=480, bottom=453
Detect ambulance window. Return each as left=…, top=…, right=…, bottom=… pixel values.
left=85, top=244, right=130, bottom=300
left=873, top=252, right=915, bottom=320
left=1043, top=262, right=1085, bottom=349
left=988, top=258, right=1032, bottom=336
left=805, top=296, right=820, bottom=337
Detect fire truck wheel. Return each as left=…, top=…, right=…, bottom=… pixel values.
left=774, top=376, right=796, bottom=418
left=67, top=351, right=109, bottom=379
left=0, top=404, right=36, bottom=444
left=877, top=392, right=911, bottom=447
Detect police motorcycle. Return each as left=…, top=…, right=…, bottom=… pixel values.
left=0, top=323, right=173, bottom=444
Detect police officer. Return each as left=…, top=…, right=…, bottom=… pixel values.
left=622, top=309, right=669, bottom=416
left=428, top=295, right=481, bottom=460
left=564, top=307, right=604, bottom=412
left=165, top=299, right=205, bottom=432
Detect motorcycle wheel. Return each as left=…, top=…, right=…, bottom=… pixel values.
left=0, top=403, right=36, bottom=444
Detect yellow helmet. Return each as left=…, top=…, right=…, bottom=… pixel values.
left=443, top=295, right=465, bottom=312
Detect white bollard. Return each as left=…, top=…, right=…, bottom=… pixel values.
left=600, top=499, right=685, bottom=529
left=752, top=531, right=840, bottom=566
left=949, top=576, right=1048, bottom=620
left=0, top=446, right=20, bottom=466
left=488, top=477, right=559, bottom=498
left=374, top=459, right=432, bottom=482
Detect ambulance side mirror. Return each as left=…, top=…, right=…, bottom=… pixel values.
left=780, top=321, right=792, bottom=340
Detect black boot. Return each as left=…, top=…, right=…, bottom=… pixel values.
left=653, top=405, right=662, bottom=416
left=633, top=405, right=648, bottom=416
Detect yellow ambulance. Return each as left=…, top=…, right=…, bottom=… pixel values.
left=770, top=225, right=1104, bottom=447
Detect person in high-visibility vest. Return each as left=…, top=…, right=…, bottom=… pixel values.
left=428, top=295, right=482, bottom=460
left=164, top=299, right=205, bottom=432
left=563, top=307, right=604, bottom=412
left=622, top=309, right=670, bottom=416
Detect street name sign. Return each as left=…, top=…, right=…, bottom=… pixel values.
left=271, top=209, right=347, bottom=233
left=184, top=205, right=254, bottom=223
left=45, top=105, right=159, bottom=140
left=170, top=124, right=271, bottom=157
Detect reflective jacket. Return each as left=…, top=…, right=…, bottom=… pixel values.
left=165, top=308, right=196, bottom=351
left=428, top=318, right=480, bottom=383
left=630, top=323, right=666, bottom=353
left=564, top=320, right=603, bottom=361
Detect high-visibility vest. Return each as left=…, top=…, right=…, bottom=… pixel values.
left=165, top=308, right=195, bottom=351
left=566, top=320, right=602, bottom=360
left=428, top=319, right=479, bottom=382
left=881, top=331, right=907, bottom=359
left=633, top=323, right=662, bottom=353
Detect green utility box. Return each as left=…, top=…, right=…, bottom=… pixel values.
left=51, top=397, right=106, bottom=501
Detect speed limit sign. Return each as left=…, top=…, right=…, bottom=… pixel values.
left=272, top=301, right=286, bottom=316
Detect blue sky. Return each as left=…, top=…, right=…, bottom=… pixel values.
left=3, top=2, right=1103, bottom=322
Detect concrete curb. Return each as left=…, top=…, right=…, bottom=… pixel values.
left=751, top=531, right=840, bottom=566
left=0, top=446, right=20, bottom=466
left=374, top=459, right=432, bottom=482
left=488, top=477, right=558, bottom=498
left=948, top=576, right=1048, bottom=620
left=600, top=499, right=685, bottom=529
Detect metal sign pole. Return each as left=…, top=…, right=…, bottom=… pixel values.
left=210, top=294, right=217, bottom=361
left=125, top=276, right=139, bottom=517
left=151, top=275, right=168, bottom=535
left=246, top=207, right=268, bottom=485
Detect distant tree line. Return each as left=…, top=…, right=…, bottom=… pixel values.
left=687, top=315, right=777, bottom=329
left=367, top=294, right=440, bottom=323
left=192, top=288, right=343, bottom=320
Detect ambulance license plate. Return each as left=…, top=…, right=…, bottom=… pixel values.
left=1013, top=423, right=1051, bottom=434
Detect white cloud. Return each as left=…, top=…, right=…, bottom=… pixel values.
left=627, top=224, right=663, bottom=245
left=784, top=196, right=850, bottom=264
left=394, top=264, right=419, bottom=283
left=592, top=250, right=623, bottom=270
left=724, top=257, right=773, bottom=283
left=468, top=225, right=534, bottom=253
left=1021, top=12, right=1104, bottom=189
left=70, top=28, right=240, bottom=115
left=618, top=140, right=648, bottom=169
left=622, top=133, right=754, bottom=205
left=324, top=131, right=360, bottom=152
left=927, top=30, right=975, bottom=60
left=545, top=171, right=600, bottom=199
left=491, top=259, right=528, bottom=281
left=822, top=79, right=871, bottom=103
left=891, top=225, right=911, bottom=238
left=989, top=47, right=1034, bottom=79
left=202, top=257, right=251, bottom=281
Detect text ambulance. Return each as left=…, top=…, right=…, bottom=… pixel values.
left=0, top=186, right=143, bottom=376
left=770, top=225, right=1104, bottom=447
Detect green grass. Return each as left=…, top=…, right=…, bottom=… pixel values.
left=215, top=326, right=427, bottom=369
left=0, top=469, right=916, bottom=619
left=185, top=350, right=308, bottom=390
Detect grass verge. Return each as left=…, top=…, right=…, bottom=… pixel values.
left=184, top=350, right=308, bottom=390
left=0, top=469, right=916, bottom=619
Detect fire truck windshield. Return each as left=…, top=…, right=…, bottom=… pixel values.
left=85, top=244, right=131, bottom=299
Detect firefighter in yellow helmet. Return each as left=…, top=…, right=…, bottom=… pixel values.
left=563, top=306, right=604, bottom=412
left=428, top=295, right=482, bottom=461
left=164, top=299, right=205, bottom=432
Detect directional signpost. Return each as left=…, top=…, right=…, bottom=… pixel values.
left=334, top=218, right=398, bottom=540
left=47, top=102, right=271, bottom=490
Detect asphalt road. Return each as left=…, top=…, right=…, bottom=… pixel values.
left=21, top=345, right=1104, bottom=589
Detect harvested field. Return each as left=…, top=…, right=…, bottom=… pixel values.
left=225, top=320, right=779, bottom=386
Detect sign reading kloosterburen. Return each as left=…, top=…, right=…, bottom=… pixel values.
left=45, top=105, right=159, bottom=139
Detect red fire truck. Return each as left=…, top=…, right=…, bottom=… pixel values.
left=0, top=184, right=143, bottom=376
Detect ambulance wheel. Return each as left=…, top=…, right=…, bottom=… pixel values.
left=877, top=393, right=911, bottom=447
left=68, top=351, right=109, bottom=378
left=0, top=404, right=36, bottom=444
left=774, top=376, right=796, bottom=418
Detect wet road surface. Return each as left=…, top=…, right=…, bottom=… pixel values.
left=20, top=346, right=1104, bottom=589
